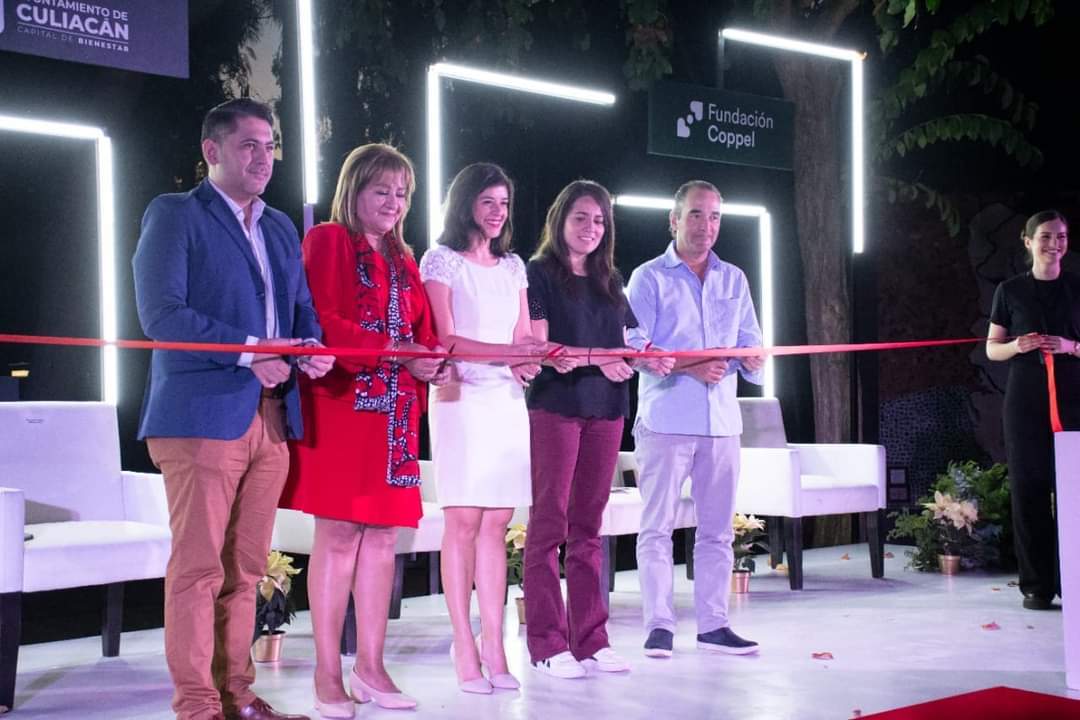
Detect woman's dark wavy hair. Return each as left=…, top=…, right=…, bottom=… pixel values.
left=437, top=163, right=514, bottom=256
left=531, top=180, right=623, bottom=305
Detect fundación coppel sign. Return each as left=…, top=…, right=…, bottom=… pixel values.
left=648, top=80, right=794, bottom=171
left=0, top=0, right=189, bottom=78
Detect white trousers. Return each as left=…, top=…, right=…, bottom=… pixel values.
left=634, top=423, right=740, bottom=634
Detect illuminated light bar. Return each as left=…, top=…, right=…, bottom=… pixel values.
left=614, top=195, right=674, bottom=211
left=431, top=63, right=617, bottom=105
left=427, top=62, right=616, bottom=246
left=297, top=0, right=319, bottom=228
left=721, top=27, right=865, bottom=254
left=614, top=193, right=775, bottom=396
left=0, top=114, right=118, bottom=404
left=721, top=28, right=863, bottom=62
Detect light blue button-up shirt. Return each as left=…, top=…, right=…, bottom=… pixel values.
left=627, top=242, right=762, bottom=437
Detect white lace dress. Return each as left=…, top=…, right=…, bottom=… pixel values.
left=419, top=245, right=533, bottom=508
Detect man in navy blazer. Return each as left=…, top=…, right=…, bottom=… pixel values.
left=133, top=98, right=332, bottom=720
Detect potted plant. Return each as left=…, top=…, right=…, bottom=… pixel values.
left=888, top=461, right=1002, bottom=572
left=924, top=490, right=978, bottom=574
left=731, top=513, right=768, bottom=593
left=252, top=550, right=302, bottom=662
left=505, top=523, right=527, bottom=623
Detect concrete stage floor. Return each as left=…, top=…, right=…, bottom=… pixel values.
left=10, top=543, right=1075, bottom=719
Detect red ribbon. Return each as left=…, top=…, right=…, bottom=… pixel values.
left=1044, top=351, right=1064, bottom=433
left=0, top=332, right=987, bottom=361
left=0, top=331, right=1066, bottom=433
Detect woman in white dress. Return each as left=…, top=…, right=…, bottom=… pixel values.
left=420, top=163, right=562, bottom=694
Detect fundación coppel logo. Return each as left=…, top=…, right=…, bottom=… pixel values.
left=676, top=101, right=704, bottom=138
left=675, top=98, right=774, bottom=150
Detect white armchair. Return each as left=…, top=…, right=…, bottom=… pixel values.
left=734, top=397, right=887, bottom=590
left=0, top=402, right=171, bottom=712
left=599, top=452, right=698, bottom=600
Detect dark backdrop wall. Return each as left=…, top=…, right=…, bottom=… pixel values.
left=1, top=4, right=826, bottom=475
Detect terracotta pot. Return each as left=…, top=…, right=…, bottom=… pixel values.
left=515, top=596, right=526, bottom=624
left=730, top=570, right=751, bottom=594
left=938, top=554, right=961, bottom=575
left=252, top=630, right=285, bottom=663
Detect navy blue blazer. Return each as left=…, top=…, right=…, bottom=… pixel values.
left=133, top=180, right=321, bottom=440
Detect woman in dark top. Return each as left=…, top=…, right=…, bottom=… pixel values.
left=987, top=209, right=1080, bottom=610
left=523, top=180, right=673, bottom=677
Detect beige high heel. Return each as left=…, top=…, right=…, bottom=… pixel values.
left=450, top=641, right=494, bottom=694
left=477, top=634, right=520, bottom=690
left=313, top=686, right=355, bottom=719
left=348, top=666, right=418, bottom=710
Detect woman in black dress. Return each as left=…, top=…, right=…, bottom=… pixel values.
left=987, top=209, right=1080, bottom=610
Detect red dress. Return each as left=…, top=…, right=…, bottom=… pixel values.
left=280, top=223, right=435, bottom=528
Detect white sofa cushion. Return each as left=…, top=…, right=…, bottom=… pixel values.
left=23, top=520, right=170, bottom=593
left=395, top=502, right=444, bottom=554
left=800, top=474, right=882, bottom=515
left=736, top=447, right=803, bottom=516
left=0, top=402, right=125, bottom=523
left=601, top=487, right=696, bottom=537
left=270, top=508, right=315, bottom=556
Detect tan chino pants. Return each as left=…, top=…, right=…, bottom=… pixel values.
left=148, top=397, right=289, bottom=720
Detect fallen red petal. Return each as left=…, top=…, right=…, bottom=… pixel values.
left=884, top=552, right=895, bottom=559
left=840, top=553, right=851, bottom=560
left=812, top=652, right=834, bottom=660
left=981, top=622, right=1000, bottom=630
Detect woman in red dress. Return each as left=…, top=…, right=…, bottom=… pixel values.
left=281, top=144, right=447, bottom=717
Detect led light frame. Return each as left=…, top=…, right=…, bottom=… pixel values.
left=0, top=114, right=117, bottom=405
left=721, top=28, right=865, bottom=254
left=426, top=62, right=616, bottom=246
left=614, top=194, right=775, bottom=397
left=296, top=0, right=318, bottom=230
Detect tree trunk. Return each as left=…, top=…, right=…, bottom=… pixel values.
left=772, top=56, right=853, bottom=549
left=773, top=57, right=852, bottom=445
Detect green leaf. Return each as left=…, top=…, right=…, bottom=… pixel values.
left=903, top=0, right=917, bottom=27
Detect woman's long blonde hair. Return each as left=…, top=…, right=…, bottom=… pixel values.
left=330, top=143, right=416, bottom=256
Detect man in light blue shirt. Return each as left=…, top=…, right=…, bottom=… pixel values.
left=627, top=180, right=764, bottom=657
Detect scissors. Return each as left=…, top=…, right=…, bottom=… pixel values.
left=435, top=343, right=456, bottom=376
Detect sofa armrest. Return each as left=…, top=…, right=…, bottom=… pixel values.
left=120, top=471, right=171, bottom=527
left=271, top=508, right=315, bottom=556
left=736, top=448, right=802, bottom=517
left=0, top=487, right=26, bottom=593
left=789, top=443, right=887, bottom=508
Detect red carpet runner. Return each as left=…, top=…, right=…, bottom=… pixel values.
left=858, top=686, right=1080, bottom=719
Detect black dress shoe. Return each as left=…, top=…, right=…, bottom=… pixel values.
left=1022, top=593, right=1054, bottom=610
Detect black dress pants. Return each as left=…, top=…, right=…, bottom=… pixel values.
left=1003, top=361, right=1080, bottom=599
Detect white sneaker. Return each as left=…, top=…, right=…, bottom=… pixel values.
left=531, top=651, right=587, bottom=679
left=582, top=647, right=631, bottom=673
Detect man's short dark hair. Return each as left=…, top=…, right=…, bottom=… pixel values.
left=201, top=98, right=275, bottom=143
